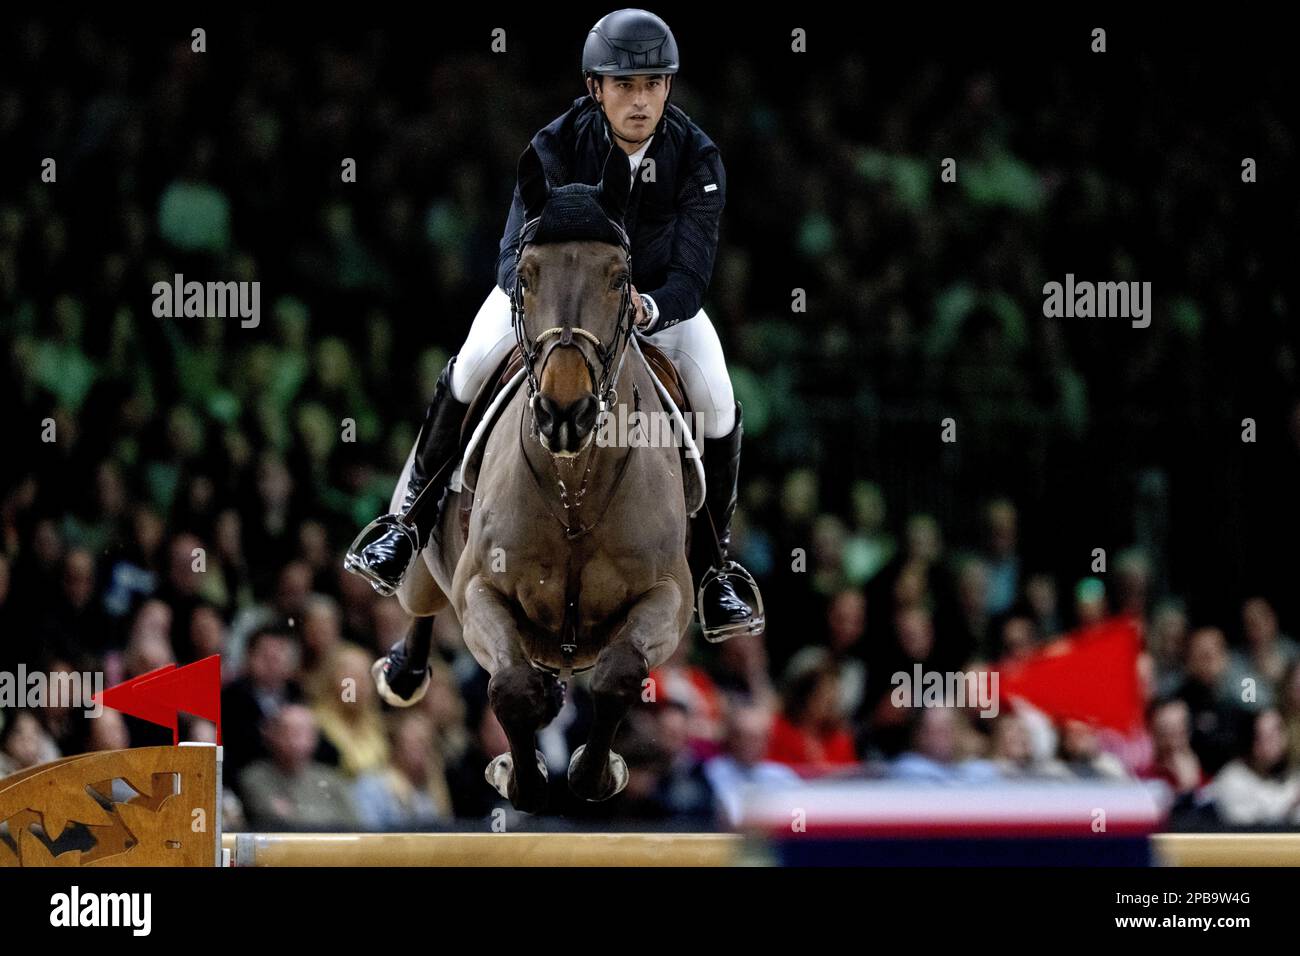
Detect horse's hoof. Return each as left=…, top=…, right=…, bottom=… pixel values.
left=567, top=744, right=629, bottom=802
left=484, top=751, right=548, bottom=802
left=371, top=656, right=431, bottom=708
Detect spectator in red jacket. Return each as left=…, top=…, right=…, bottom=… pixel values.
left=766, top=651, right=858, bottom=774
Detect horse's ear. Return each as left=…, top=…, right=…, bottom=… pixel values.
left=597, top=144, right=631, bottom=225
left=517, top=143, right=550, bottom=220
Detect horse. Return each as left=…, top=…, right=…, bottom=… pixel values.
left=378, top=143, right=693, bottom=811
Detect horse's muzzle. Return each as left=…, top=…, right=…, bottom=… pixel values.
left=534, top=392, right=599, bottom=455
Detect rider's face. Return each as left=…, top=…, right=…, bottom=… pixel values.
left=591, top=74, right=670, bottom=143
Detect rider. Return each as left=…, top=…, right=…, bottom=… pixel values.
left=347, top=8, right=762, bottom=641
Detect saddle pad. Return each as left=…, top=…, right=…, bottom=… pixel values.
left=453, top=366, right=526, bottom=498
left=632, top=335, right=705, bottom=517
left=457, top=350, right=523, bottom=449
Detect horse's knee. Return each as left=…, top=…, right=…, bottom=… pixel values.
left=591, top=642, right=648, bottom=705
left=488, top=664, right=561, bottom=729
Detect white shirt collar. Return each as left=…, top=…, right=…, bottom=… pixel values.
left=628, top=135, right=653, bottom=167
left=627, top=136, right=653, bottom=192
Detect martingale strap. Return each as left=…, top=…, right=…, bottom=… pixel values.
left=518, top=383, right=641, bottom=541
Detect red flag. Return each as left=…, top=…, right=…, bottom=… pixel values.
left=147, top=656, right=222, bottom=744
left=998, top=617, right=1143, bottom=732
left=94, top=664, right=178, bottom=732
left=94, top=656, right=222, bottom=744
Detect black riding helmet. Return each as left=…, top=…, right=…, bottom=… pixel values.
left=582, top=8, right=680, bottom=78
left=582, top=8, right=679, bottom=144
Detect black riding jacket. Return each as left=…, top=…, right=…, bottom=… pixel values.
left=495, top=94, right=726, bottom=335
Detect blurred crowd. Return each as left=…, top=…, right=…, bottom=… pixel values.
left=2, top=18, right=1298, bottom=831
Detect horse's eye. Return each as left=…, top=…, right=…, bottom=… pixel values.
left=519, top=276, right=530, bottom=293
left=612, top=273, right=629, bottom=290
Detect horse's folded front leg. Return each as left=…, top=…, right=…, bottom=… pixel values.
left=569, top=581, right=684, bottom=802
left=372, top=615, right=435, bottom=707
left=465, top=577, right=562, bottom=814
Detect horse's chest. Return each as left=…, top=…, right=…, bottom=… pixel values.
left=509, top=557, right=641, bottom=671
left=513, top=557, right=636, bottom=630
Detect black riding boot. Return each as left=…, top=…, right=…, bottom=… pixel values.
left=345, top=358, right=469, bottom=595
left=691, top=402, right=765, bottom=642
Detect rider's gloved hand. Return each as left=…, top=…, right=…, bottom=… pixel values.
left=629, top=284, right=656, bottom=332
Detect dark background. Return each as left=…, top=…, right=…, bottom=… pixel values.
left=1, top=8, right=1297, bottom=826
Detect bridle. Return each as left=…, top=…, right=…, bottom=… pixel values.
left=509, top=214, right=636, bottom=418
left=508, top=210, right=642, bottom=541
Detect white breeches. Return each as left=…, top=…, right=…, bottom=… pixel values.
left=449, top=285, right=736, bottom=438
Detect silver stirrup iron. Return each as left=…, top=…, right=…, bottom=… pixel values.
left=343, top=514, right=422, bottom=597
left=696, top=560, right=765, bottom=643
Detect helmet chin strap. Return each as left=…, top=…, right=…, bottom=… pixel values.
left=610, top=124, right=652, bottom=148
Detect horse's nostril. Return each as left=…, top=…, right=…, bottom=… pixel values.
left=535, top=396, right=557, bottom=436
left=537, top=394, right=599, bottom=450
left=573, top=395, right=598, bottom=434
